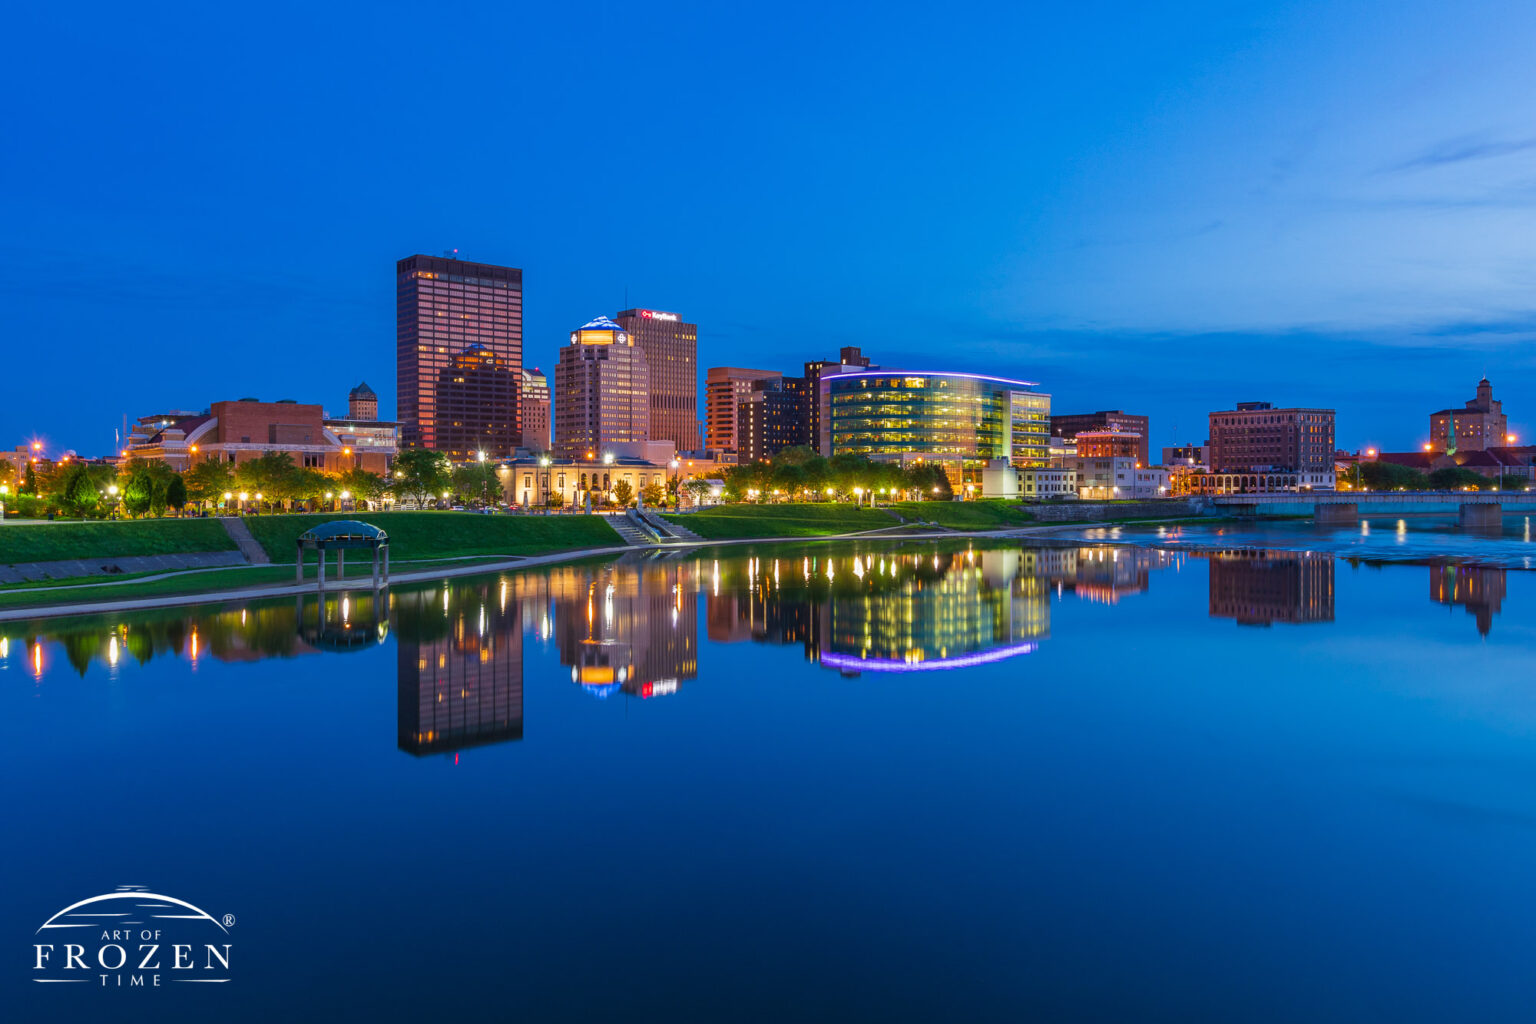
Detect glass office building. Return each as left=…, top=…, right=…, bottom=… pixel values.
left=822, top=371, right=1051, bottom=479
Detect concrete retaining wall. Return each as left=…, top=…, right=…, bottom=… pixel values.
left=1030, top=500, right=1199, bottom=523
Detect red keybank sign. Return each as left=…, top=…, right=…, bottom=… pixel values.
left=638, top=310, right=680, bottom=321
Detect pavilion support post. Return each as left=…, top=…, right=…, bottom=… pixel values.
left=317, top=543, right=327, bottom=591
left=337, top=549, right=345, bottom=580
left=382, top=546, right=390, bottom=584
left=295, top=542, right=304, bottom=582
left=371, top=542, right=380, bottom=589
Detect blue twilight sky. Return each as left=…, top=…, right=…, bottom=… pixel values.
left=4, top=0, right=1535, bottom=456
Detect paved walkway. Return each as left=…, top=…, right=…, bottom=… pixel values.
left=220, top=517, right=271, bottom=564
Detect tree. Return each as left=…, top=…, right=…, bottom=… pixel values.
left=23, top=462, right=38, bottom=495
left=1356, top=461, right=1426, bottom=492
left=164, top=474, right=188, bottom=514
left=682, top=479, right=714, bottom=507
left=452, top=461, right=500, bottom=505
left=336, top=467, right=384, bottom=506
left=1495, top=473, right=1531, bottom=492
left=906, top=461, right=953, bottom=499
left=545, top=491, right=565, bottom=509
left=0, top=460, right=15, bottom=492
left=640, top=481, right=666, bottom=507
left=1427, top=466, right=1490, bottom=491
left=184, top=460, right=234, bottom=510
left=392, top=449, right=452, bottom=506
left=56, top=463, right=102, bottom=517
left=122, top=469, right=153, bottom=517
left=613, top=479, right=635, bottom=507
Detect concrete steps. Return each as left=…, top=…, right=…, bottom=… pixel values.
left=605, top=514, right=653, bottom=546
left=220, top=517, right=272, bottom=564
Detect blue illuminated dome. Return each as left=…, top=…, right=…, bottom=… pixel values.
left=576, top=316, right=624, bottom=332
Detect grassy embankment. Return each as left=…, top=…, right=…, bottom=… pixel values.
left=0, top=513, right=620, bottom=610
left=664, top=503, right=901, bottom=539
left=241, top=512, right=619, bottom=563
left=0, top=519, right=236, bottom=564
left=892, top=500, right=1035, bottom=529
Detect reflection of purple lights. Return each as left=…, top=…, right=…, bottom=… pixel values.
left=819, top=642, right=1039, bottom=673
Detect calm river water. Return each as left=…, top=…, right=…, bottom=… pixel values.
left=4, top=527, right=1536, bottom=1022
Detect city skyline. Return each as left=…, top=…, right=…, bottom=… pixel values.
left=5, top=3, right=1536, bottom=455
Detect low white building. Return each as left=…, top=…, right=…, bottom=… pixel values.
left=1072, top=457, right=1170, bottom=499
left=1022, top=467, right=1078, bottom=498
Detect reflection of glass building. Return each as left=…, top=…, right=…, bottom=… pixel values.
left=821, top=371, right=1051, bottom=480
left=1431, top=565, right=1506, bottom=636
left=1205, top=551, right=1335, bottom=626
left=819, top=549, right=1051, bottom=672
left=546, top=559, right=699, bottom=699
left=396, top=582, right=524, bottom=755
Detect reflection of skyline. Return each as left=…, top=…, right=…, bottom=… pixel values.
left=536, top=557, right=699, bottom=699
left=1203, top=550, right=1335, bottom=626
left=1431, top=565, right=1506, bottom=637
left=396, top=581, right=523, bottom=756
left=705, top=546, right=1178, bottom=674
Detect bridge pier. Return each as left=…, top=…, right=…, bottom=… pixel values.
left=1314, top=502, right=1359, bottom=526
left=1459, top=502, right=1502, bottom=531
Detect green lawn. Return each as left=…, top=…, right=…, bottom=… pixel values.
left=663, top=503, right=898, bottom=539
left=0, top=518, right=237, bottom=564
left=243, top=511, right=620, bottom=563
left=891, top=499, right=1035, bottom=529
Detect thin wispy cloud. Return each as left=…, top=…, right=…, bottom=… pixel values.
left=1384, top=135, right=1536, bottom=173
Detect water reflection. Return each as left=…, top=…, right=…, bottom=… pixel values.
left=1200, top=550, right=1336, bottom=626
left=704, top=546, right=1177, bottom=673
left=395, top=581, right=523, bottom=755
left=1, top=542, right=1519, bottom=718
left=1430, top=564, right=1506, bottom=637
left=535, top=560, right=698, bottom=699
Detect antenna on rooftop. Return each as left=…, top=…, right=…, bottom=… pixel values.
left=443, top=248, right=460, bottom=260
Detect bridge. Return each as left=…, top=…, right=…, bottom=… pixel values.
left=1206, top=491, right=1536, bottom=527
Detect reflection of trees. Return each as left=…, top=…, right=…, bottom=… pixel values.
left=18, top=597, right=372, bottom=676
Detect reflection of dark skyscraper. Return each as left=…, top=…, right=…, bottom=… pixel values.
left=1206, top=551, right=1334, bottom=625
left=397, top=254, right=523, bottom=454
left=1431, top=565, right=1506, bottom=636
left=397, top=582, right=524, bottom=755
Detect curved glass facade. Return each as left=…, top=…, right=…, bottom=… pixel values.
left=824, top=372, right=1051, bottom=469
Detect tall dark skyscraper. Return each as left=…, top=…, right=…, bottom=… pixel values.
left=614, top=308, right=699, bottom=451
left=397, top=254, right=523, bottom=457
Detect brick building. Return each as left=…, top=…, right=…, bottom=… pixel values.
left=1208, top=401, right=1335, bottom=474
left=1050, top=411, right=1150, bottom=466
left=705, top=366, right=782, bottom=452
left=126, top=398, right=391, bottom=474
left=1430, top=377, right=1509, bottom=453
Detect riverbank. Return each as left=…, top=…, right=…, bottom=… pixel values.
left=0, top=504, right=1214, bottom=619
